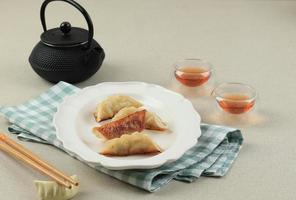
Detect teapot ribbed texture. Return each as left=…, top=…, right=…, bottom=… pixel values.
left=29, top=40, right=105, bottom=83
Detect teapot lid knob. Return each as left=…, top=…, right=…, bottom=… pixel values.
left=60, top=21, right=72, bottom=34
left=40, top=0, right=94, bottom=48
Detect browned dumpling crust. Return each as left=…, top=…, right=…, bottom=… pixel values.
left=112, top=107, right=168, bottom=131
left=93, top=110, right=146, bottom=140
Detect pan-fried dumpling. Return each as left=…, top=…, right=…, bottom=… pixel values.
left=112, top=107, right=168, bottom=131
left=145, top=111, right=168, bottom=131
left=93, top=110, right=146, bottom=140
left=34, top=175, right=79, bottom=200
left=100, top=132, right=161, bottom=156
left=94, top=95, right=142, bottom=122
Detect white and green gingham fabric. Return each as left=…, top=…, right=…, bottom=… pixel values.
left=0, top=82, right=243, bottom=192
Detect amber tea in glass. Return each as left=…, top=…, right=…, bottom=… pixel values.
left=213, top=83, right=257, bottom=114
left=217, top=94, right=255, bottom=114
left=174, top=59, right=212, bottom=87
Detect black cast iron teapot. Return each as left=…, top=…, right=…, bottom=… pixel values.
left=29, top=0, right=105, bottom=83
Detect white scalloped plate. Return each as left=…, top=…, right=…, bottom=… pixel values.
left=54, top=82, right=201, bottom=170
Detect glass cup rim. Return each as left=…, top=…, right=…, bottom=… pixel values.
left=212, top=82, right=257, bottom=101
left=173, top=58, right=213, bottom=74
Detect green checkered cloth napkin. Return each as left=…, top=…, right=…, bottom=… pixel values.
left=0, top=82, right=243, bottom=192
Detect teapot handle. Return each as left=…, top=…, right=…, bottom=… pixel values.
left=40, top=0, right=94, bottom=49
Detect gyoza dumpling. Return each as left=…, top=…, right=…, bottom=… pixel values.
left=100, top=132, right=161, bottom=156
left=34, top=175, right=79, bottom=200
left=94, top=95, right=142, bottom=122
left=112, top=107, right=168, bottom=131
left=93, top=110, right=146, bottom=140
left=145, top=111, right=168, bottom=131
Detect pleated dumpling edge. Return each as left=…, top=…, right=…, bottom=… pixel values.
left=34, top=175, right=79, bottom=200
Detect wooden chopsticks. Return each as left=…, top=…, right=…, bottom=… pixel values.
left=0, top=134, right=78, bottom=189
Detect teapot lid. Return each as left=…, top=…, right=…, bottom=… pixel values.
left=41, top=22, right=89, bottom=47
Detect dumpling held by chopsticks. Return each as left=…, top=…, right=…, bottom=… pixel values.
left=34, top=175, right=79, bottom=200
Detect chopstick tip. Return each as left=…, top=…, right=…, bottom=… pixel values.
left=0, top=134, right=7, bottom=140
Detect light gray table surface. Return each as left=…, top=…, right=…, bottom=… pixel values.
left=0, top=0, right=295, bottom=199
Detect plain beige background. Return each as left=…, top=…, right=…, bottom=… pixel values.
left=0, top=0, right=296, bottom=199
